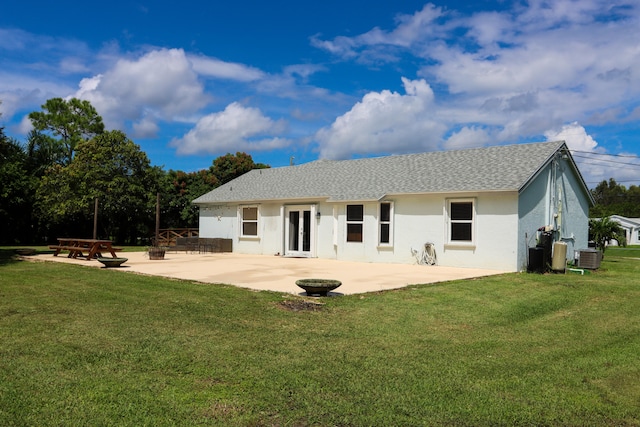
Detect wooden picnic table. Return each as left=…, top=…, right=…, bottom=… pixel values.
left=49, top=238, right=122, bottom=260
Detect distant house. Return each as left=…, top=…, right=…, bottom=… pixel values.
left=608, top=215, right=640, bottom=246
left=193, top=141, right=594, bottom=272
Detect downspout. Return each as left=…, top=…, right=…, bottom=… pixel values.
left=551, top=155, right=557, bottom=232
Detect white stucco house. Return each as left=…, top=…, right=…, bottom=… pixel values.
left=608, top=215, right=640, bottom=246
left=193, top=141, right=594, bottom=272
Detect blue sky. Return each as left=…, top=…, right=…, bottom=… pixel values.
left=1, top=0, right=639, bottom=188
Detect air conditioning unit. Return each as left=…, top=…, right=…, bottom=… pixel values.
left=577, top=249, right=602, bottom=269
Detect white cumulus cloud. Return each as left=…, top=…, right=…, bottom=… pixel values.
left=544, top=122, right=598, bottom=152
left=542, top=122, right=636, bottom=185
left=311, top=4, right=445, bottom=58
left=74, top=48, right=209, bottom=133
left=188, top=55, right=265, bottom=81
left=315, top=77, right=446, bottom=159
left=171, top=102, right=290, bottom=155
left=313, top=0, right=640, bottom=168
left=444, top=126, right=492, bottom=150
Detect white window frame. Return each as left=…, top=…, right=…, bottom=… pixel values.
left=346, top=204, right=364, bottom=243
left=239, top=205, right=260, bottom=239
left=446, top=198, right=475, bottom=247
left=378, top=201, right=394, bottom=247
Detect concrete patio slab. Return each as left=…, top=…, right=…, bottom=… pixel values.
left=32, top=252, right=507, bottom=295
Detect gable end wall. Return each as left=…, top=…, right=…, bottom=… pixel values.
left=518, top=157, right=591, bottom=270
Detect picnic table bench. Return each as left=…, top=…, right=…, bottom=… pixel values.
left=49, top=238, right=122, bottom=260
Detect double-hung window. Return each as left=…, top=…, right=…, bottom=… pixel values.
left=447, top=199, right=474, bottom=244
left=240, top=205, right=259, bottom=238
left=346, top=204, right=364, bottom=242
left=378, top=202, right=393, bottom=246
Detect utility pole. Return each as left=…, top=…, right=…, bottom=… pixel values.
left=155, top=192, right=160, bottom=245
left=93, top=198, right=98, bottom=239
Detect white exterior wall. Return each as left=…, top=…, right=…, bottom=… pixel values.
left=199, top=204, right=236, bottom=240
left=631, top=227, right=640, bottom=245
left=625, top=222, right=640, bottom=245
left=198, top=192, right=521, bottom=271
left=440, top=193, right=519, bottom=271
left=198, top=202, right=284, bottom=255
left=608, top=216, right=640, bottom=246
left=320, top=194, right=519, bottom=270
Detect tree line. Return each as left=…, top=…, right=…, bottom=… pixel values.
left=589, top=178, right=640, bottom=219
left=0, top=98, right=267, bottom=245
left=588, top=178, right=640, bottom=252
left=2, top=98, right=637, bottom=246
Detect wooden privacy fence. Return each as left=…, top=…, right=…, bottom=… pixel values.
left=169, top=237, right=232, bottom=253
left=154, top=229, right=232, bottom=253
left=155, top=228, right=199, bottom=246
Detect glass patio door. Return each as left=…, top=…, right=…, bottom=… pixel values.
left=285, top=206, right=313, bottom=257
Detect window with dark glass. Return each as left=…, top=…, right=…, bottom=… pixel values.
left=346, top=204, right=363, bottom=242
left=450, top=201, right=473, bottom=242
left=241, top=206, right=258, bottom=236
left=379, top=202, right=392, bottom=244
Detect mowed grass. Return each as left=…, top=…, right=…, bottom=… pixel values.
left=1, top=248, right=639, bottom=426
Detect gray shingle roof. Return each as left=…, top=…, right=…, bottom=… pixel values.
left=193, top=141, right=568, bottom=204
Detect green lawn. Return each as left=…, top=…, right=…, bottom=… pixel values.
left=1, top=248, right=639, bottom=426
left=606, top=245, right=640, bottom=258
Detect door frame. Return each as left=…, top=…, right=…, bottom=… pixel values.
left=282, top=204, right=317, bottom=257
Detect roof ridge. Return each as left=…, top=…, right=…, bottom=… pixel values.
left=307, top=140, right=564, bottom=166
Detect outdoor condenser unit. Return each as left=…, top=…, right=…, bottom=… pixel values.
left=577, top=249, right=602, bottom=269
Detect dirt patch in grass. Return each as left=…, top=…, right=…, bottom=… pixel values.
left=201, top=401, right=244, bottom=421
left=277, top=299, right=325, bottom=312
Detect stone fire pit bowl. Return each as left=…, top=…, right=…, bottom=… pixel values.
left=97, top=257, right=128, bottom=268
left=15, top=248, right=37, bottom=256
left=295, top=279, right=342, bottom=296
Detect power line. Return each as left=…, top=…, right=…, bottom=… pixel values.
left=571, top=150, right=639, bottom=159
left=573, top=161, right=640, bottom=174
left=585, top=178, right=640, bottom=184
left=570, top=152, right=640, bottom=185
left=572, top=154, right=640, bottom=168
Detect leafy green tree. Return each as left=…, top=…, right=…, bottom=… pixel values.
left=590, top=178, right=640, bottom=218
left=158, top=153, right=269, bottom=230
left=25, top=130, right=66, bottom=176
left=162, top=169, right=218, bottom=228
left=35, top=130, right=162, bottom=243
left=0, top=127, right=38, bottom=243
left=620, top=185, right=640, bottom=218
left=210, top=152, right=269, bottom=185
left=589, top=216, right=626, bottom=255
left=28, top=98, right=105, bottom=165
left=590, top=178, right=627, bottom=217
